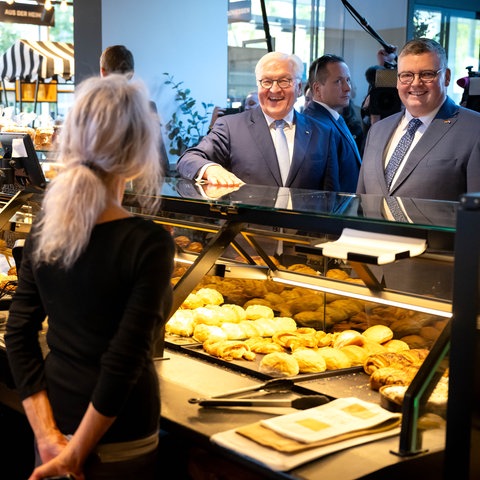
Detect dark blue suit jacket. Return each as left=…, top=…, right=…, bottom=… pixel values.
left=176, top=106, right=358, bottom=192
left=303, top=101, right=362, bottom=191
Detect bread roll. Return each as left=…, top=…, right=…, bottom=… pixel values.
left=195, top=288, right=224, bottom=306
left=292, top=348, right=327, bottom=373
left=259, top=352, right=300, bottom=377
left=362, top=325, right=394, bottom=344
left=339, top=345, right=369, bottom=366
left=333, top=329, right=365, bottom=349
left=245, top=304, right=274, bottom=320
left=316, top=347, right=351, bottom=370
left=181, top=292, right=204, bottom=309
left=193, top=324, right=227, bottom=343
left=165, top=309, right=196, bottom=337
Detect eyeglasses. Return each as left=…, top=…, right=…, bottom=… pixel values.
left=397, top=69, right=443, bottom=85
left=258, top=78, right=294, bottom=89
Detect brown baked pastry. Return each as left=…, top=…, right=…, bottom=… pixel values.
left=174, top=235, right=191, bottom=249
left=287, top=264, right=319, bottom=276
left=245, top=336, right=285, bottom=354
left=259, top=352, right=300, bottom=377
left=187, top=241, right=203, bottom=253
left=245, top=304, right=274, bottom=320
left=364, top=348, right=429, bottom=375
left=203, top=339, right=255, bottom=361
left=369, top=366, right=419, bottom=390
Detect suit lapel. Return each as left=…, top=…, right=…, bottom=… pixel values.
left=248, top=108, right=283, bottom=185
left=287, top=112, right=311, bottom=186
left=390, top=98, right=460, bottom=195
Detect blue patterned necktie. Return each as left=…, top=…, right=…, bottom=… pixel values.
left=384, top=118, right=423, bottom=189
left=274, top=120, right=290, bottom=186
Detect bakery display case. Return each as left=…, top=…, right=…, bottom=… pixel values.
left=1, top=176, right=478, bottom=478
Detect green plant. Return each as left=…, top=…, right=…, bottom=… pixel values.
left=163, top=73, right=214, bottom=157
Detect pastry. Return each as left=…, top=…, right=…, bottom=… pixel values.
left=333, top=329, right=365, bottom=348
left=187, top=241, right=203, bottom=253
left=259, top=352, right=300, bottom=377
left=369, top=366, right=419, bottom=390
left=203, top=339, right=255, bottom=361
left=292, top=348, right=327, bottom=373
left=165, top=309, right=196, bottom=337
left=195, top=287, right=224, bottom=306
left=383, top=339, right=410, bottom=353
left=174, top=235, right=191, bottom=249
left=339, top=345, right=368, bottom=366
left=244, top=337, right=285, bottom=354
left=316, top=346, right=351, bottom=370
left=193, top=306, right=223, bottom=326
left=362, top=324, right=394, bottom=344
left=192, top=324, right=227, bottom=343
left=181, top=292, right=204, bottom=310
left=245, top=304, right=274, bottom=320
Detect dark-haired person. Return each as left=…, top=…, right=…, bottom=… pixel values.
left=177, top=51, right=358, bottom=192
left=5, top=74, right=175, bottom=480
left=303, top=54, right=361, bottom=192
left=357, top=38, right=480, bottom=201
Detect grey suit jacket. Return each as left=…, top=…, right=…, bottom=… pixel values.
left=176, top=106, right=358, bottom=192
left=357, top=96, right=480, bottom=201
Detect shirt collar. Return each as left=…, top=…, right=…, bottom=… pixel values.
left=404, top=102, right=443, bottom=129
left=263, top=109, right=295, bottom=128
left=314, top=100, right=340, bottom=120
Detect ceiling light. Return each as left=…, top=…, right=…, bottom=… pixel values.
left=44, top=0, right=53, bottom=10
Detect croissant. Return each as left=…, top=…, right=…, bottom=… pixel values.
left=364, top=349, right=429, bottom=375
left=203, top=339, right=255, bottom=361
left=369, top=366, right=419, bottom=391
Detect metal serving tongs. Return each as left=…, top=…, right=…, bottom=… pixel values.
left=188, top=377, right=296, bottom=404
left=188, top=371, right=334, bottom=407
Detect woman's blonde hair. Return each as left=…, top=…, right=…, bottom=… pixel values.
left=32, top=74, right=163, bottom=269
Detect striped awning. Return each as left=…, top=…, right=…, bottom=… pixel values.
left=0, top=39, right=74, bottom=82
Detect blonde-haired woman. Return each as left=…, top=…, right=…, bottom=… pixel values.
left=6, top=74, right=174, bottom=480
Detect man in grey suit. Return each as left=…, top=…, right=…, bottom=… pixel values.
left=177, top=51, right=357, bottom=192
left=303, top=54, right=362, bottom=193
left=357, top=38, right=480, bottom=201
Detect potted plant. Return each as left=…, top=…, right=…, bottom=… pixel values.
left=163, top=73, right=214, bottom=157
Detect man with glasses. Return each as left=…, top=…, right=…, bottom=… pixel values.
left=177, top=51, right=352, bottom=192
left=303, top=54, right=362, bottom=192
left=357, top=37, right=480, bottom=201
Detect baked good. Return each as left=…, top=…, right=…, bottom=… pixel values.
left=363, top=348, right=429, bottom=375
left=333, top=329, right=365, bottom=349
left=187, top=241, right=203, bottom=253
left=244, top=337, right=285, bottom=354
left=370, top=366, right=419, bottom=390
left=316, top=346, right=351, bottom=370
left=174, top=235, right=191, bottom=249
left=165, top=309, right=196, bottom=337
left=181, top=292, right=204, bottom=310
left=292, top=348, right=327, bottom=373
left=383, top=339, right=410, bottom=353
left=259, top=352, right=300, bottom=377
left=339, top=345, right=368, bottom=366
left=195, top=288, right=224, bottom=306
left=220, top=304, right=246, bottom=322
left=245, top=304, right=274, bottom=320
left=34, top=127, right=54, bottom=149
left=193, top=324, right=227, bottom=343
left=193, top=306, right=223, bottom=326
left=362, top=324, right=394, bottom=344
left=203, top=339, right=255, bottom=361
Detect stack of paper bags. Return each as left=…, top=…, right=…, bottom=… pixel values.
left=211, top=397, right=401, bottom=471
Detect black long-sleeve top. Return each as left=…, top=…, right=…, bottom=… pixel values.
left=5, top=217, right=174, bottom=443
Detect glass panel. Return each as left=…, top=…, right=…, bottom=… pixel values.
left=227, top=0, right=325, bottom=107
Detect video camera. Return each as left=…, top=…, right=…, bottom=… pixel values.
left=368, top=66, right=402, bottom=119
left=458, top=66, right=480, bottom=113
